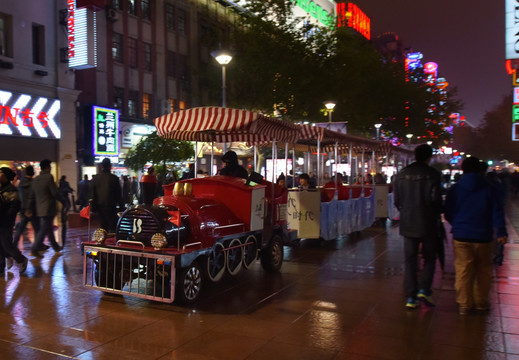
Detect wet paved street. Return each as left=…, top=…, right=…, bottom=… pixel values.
left=1, top=201, right=519, bottom=360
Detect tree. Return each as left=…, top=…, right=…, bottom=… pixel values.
left=124, top=131, right=194, bottom=176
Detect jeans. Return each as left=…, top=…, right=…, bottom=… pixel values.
left=454, top=240, right=493, bottom=309
left=404, top=236, right=437, bottom=298
left=13, top=212, right=40, bottom=247
left=32, top=216, right=60, bottom=252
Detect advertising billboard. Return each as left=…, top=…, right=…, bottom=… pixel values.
left=93, top=106, right=119, bottom=156
left=0, top=90, right=61, bottom=139
left=506, top=0, right=519, bottom=59
left=67, top=0, right=97, bottom=69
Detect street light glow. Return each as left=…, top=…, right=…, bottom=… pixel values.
left=324, top=102, right=336, bottom=110
left=211, top=50, right=233, bottom=65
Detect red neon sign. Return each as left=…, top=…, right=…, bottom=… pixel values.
left=424, top=62, right=438, bottom=73
left=0, top=105, right=50, bottom=128
left=336, top=3, right=371, bottom=40
left=67, top=0, right=75, bottom=58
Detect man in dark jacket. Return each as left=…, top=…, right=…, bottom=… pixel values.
left=13, top=166, right=42, bottom=249
left=0, top=167, right=28, bottom=273
left=219, top=151, right=248, bottom=179
left=394, top=144, right=442, bottom=309
left=445, top=157, right=507, bottom=315
left=29, top=159, right=62, bottom=257
left=90, top=158, right=122, bottom=232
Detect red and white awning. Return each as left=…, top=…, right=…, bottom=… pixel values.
left=153, top=107, right=299, bottom=143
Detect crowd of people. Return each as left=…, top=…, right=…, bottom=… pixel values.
left=0, top=149, right=513, bottom=317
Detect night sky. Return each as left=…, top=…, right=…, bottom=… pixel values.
left=354, top=0, right=511, bottom=127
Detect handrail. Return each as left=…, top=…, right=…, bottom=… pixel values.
left=182, top=242, right=202, bottom=251
left=212, top=223, right=245, bottom=236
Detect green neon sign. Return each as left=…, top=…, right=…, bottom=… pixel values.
left=291, top=0, right=335, bottom=27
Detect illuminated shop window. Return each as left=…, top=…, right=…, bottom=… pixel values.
left=179, top=100, right=186, bottom=110
left=168, top=98, right=175, bottom=113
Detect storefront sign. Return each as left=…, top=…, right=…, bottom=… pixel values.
left=506, top=0, right=519, bottom=59
left=336, top=2, right=371, bottom=40
left=93, top=106, right=119, bottom=156
left=68, top=0, right=97, bottom=69
left=0, top=90, right=61, bottom=138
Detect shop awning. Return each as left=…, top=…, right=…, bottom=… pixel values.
left=153, top=107, right=299, bottom=144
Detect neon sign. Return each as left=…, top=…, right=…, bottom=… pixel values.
left=405, top=52, right=423, bottom=72
left=93, top=106, right=119, bottom=156
left=0, top=90, right=61, bottom=138
left=336, top=3, right=370, bottom=40
left=291, top=0, right=335, bottom=27
left=67, top=0, right=97, bottom=69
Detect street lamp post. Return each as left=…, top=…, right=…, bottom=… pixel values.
left=374, top=123, right=382, bottom=140
left=324, top=101, right=336, bottom=123
left=211, top=50, right=233, bottom=108
left=406, top=133, right=413, bottom=144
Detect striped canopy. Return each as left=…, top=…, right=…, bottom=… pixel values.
left=154, top=107, right=299, bottom=144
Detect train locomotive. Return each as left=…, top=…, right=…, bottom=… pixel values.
left=83, top=173, right=292, bottom=304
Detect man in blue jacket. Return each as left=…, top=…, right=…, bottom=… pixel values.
left=445, top=157, right=508, bottom=315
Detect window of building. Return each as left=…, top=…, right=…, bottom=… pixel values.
left=179, top=100, right=186, bottom=111
left=114, top=87, right=124, bottom=110
left=167, top=51, right=176, bottom=78
left=128, top=37, right=138, bottom=68
left=128, top=90, right=139, bottom=118
left=112, top=33, right=123, bottom=63
left=0, top=13, right=13, bottom=57
left=32, top=24, right=45, bottom=65
left=143, top=93, right=151, bottom=119
left=178, top=9, right=186, bottom=35
left=143, top=42, right=152, bottom=71
left=178, top=54, right=188, bottom=81
left=166, top=3, right=175, bottom=32
left=141, top=0, right=151, bottom=20
left=168, top=98, right=175, bottom=113
left=127, top=0, right=137, bottom=15
left=112, top=0, right=122, bottom=10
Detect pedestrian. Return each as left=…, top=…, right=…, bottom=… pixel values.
left=28, top=159, right=62, bottom=257
left=77, top=174, right=90, bottom=210
left=0, top=167, right=28, bottom=273
left=58, top=175, right=74, bottom=220
left=219, top=151, right=248, bottom=179
left=131, top=176, right=139, bottom=204
left=298, top=173, right=315, bottom=190
left=393, top=144, right=443, bottom=309
left=121, top=175, right=131, bottom=207
left=90, top=158, right=122, bottom=232
left=13, top=165, right=43, bottom=250
left=444, top=157, right=508, bottom=315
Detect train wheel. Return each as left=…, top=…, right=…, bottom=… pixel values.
left=207, top=242, right=226, bottom=282
left=243, top=235, right=258, bottom=269
left=176, top=261, right=202, bottom=305
left=226, top=238, right=243, bottom=275
left=260, top=234, right=283, bottom=272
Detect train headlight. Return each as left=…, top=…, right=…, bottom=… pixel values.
left=151, top=233, right=167, bottom=250
left=92, top=228, right=108, bottom=245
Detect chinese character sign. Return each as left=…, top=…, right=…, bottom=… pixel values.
left=93, top=106, right=119, bottom=156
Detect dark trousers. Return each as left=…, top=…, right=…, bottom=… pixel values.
left=32, top=216, right=60, bottom=252
left=404, top=236, right=437, bottom=298
left=13, top=213, right=40, bottom=247
left=0, top=227, right=26, bottom=270
left=97, top=206, right=118, bottom=233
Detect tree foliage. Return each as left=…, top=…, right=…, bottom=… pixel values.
left=124, top=131, right=194, bottom=173
left=214, top=0, right=462, bottom=147
left=457, top=95, right=519, bottom=163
